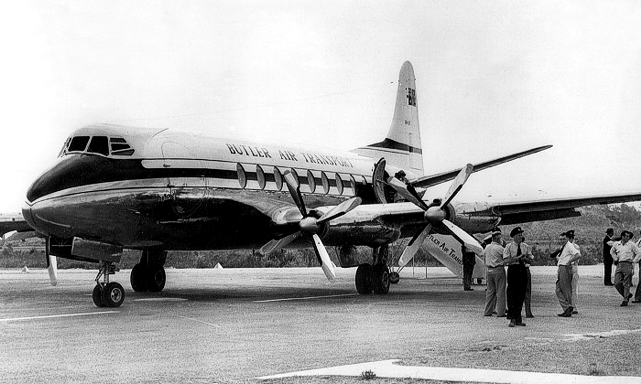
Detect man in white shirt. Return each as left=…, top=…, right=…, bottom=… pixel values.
left=483, top=228, right=506, bottom=317
left=611, top=230, right=641, bottom=306
left=633, top=230, right=641, bottom=303
left=554, top=230, right=581, bottom=317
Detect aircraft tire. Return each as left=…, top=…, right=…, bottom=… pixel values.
left=355, top=264, right=373, bottom=294
left=371, top=264, right=390, bottom=295
left=92, top=284, right=106, bottom=307
left=130, top=264, right=148, bottom=292
left=104, top=282, right=125, bottom=307
left=146, top=267, right=166, bottom=292
left=389, top=271, right=400, bottom=284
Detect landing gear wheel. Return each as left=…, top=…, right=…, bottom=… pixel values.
left=92, top=284, right=106, bottom=307
left=371, top=264, right=390, bottom=294
left=104, top=282, right=126, bottom=307
left=355, top=264, right=373, bottom=294
left=389, top=271, right=400, bottom=284
left=130, top=263, right=148, bottom=292
left=146, top=266, right=166, bottom=292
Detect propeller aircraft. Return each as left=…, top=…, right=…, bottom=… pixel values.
left=8, top=61, right=641, bottom=307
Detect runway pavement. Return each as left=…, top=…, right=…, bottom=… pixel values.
left=1, top=265, right=641, bottom=383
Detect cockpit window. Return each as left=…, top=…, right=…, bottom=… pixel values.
left=68, top=136, right=90, bottom=152
left=87, top=136, right=109, bottom=156
left=109, top=137, right=134, bottom=156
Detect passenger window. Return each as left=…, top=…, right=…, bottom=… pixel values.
left=87, top=136, right=109, bottom=156
left=335, top=173, right=344, bottom=195
left=68, top=136, right=90, bottom=152
left=256, top=165, right=266, bottom=190
left=307, top=170, right=316, bottom=193
left=273, top=167, right=283, bottom=191
left=236, top=163, right=247, bottom=188
left=321, top=172, right=330, bottom=194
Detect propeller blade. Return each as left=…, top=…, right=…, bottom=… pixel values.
left=398, top=224, right=432, bottom=267
left=47, top=254, right=58, bottom=286
left=441, top=219, right=483, bottom=255
left=385, top=176, right=429, bottom=210
left=317, top=197, right=362, bottom=224
left=259, top=232, right=302, bottom=255
left=440, top=164, right=473, bottom=208
left=283, top=171, right=307, bottom=217
left=311, top=234, right=336, bottom=281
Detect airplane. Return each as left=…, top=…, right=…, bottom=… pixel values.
left=12, top=61, right=641, bottom=307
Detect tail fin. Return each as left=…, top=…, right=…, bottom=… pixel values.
left=352, top=61, right=423, bottom=175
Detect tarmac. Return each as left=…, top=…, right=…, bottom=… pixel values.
left=1, top=265, right=641, bottom=383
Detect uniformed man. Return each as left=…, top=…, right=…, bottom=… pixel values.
left=554, top=230, right=581, bottom=317
left=611, top=230, right=641, bottom=306
left=603, top=228, right=614, bottom=286
left=503, top=227, right=531, bottom=327
left=483, top=228, right=506, bottom=317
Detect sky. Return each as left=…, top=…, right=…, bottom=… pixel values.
left=2, top=0, right=641, bottom=213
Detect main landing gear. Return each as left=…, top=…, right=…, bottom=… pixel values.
left=130, top=248, right=167, bottom=293
left=92, top=261, right=125, bottom=307
left=354, top=246, right=391, bottom=295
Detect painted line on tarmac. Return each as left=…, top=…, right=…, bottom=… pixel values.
left=176, top=315, right=221, bottom=328
left=0, top=311, right=118, bottom=323
left=254, top=293, right=358, bottom=303
left=134, top=298, right=188, bottom=302
left=257, top=359, right=641, bottom=383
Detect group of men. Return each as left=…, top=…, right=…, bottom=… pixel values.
left=603, top=228, right=641, bottom=306
left=482, top=227, right=582, bottom=327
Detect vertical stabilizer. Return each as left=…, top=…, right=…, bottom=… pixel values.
left=352, top=61, right=423, bottom=175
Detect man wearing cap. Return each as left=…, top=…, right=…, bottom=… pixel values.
left=610, top=230, right=641, bottom=306
left=503, top=227, right=531, bottom=327
left=553, top=230, right=581, bottom=317
left=483, top=228, right=506, bottom=317
left=603, top=228, right=615, bottom=286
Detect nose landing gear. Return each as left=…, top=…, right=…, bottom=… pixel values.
left=92, top=261, right=125, bottom=307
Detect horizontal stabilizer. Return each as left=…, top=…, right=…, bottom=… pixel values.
left=411, top=145, right=552, bottom=189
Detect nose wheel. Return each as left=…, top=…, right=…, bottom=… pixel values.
left=92, top=261, right=125, bottom=307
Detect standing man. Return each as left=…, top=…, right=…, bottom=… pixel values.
left=554, top=230, right=581, bottom=317
left=462, top=246, right=476, bottom=291
left=521, top=237, right=535, bottom=318
left=603, top=228, right=614, bottom=286
left=633, top=230, right=641, bottom=303
left=611, top=230, right=641, bottom=306
left=503, top=227, right=531, bottom=327
left=483, top=228, right=506, bottom=317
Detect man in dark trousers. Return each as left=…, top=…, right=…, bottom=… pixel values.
left=462, top=245, right=476, bottom=291
left=603, top=228, right=614, bottom=286
left=503, top=227, right=531, bottom=327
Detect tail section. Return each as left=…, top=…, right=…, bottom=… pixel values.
left=353, top=61, right=423, bottom=175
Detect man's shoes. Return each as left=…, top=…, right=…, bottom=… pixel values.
left=525, top=313, right=534, bottom=318
left=516, top=321, right=526, bottom=326
left=508, top=320, right=516, bottom=327
left=632, top=300, right=641, bottom=303
left=464, top=287, right=474, bottom=291
left=484, top=314, right=492, bottom=317
left=558, top=307, right=573, bottom=317
left=572, top=310, right=578, bottom=314
left=605, top=283, right=614, bottom=286
left=621, top=300, right=628, bottom=306
left=496, top=314, right=507, bottom=318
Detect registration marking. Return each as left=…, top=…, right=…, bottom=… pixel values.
left=254, top=293, right=358, bottom=303
left=0, top=311, right=118, bottom=323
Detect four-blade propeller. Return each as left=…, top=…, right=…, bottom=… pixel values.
left=259, top=171, right=362, bottom=281
left=385, top=163, right=483, bottom=267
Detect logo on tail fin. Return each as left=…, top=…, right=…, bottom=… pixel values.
left=406, top=88, right=416, bottom=107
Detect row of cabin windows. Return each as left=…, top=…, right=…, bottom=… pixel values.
left=60, top=136, right=135, bottom=157
left=237, top=163, right=362, bottom=196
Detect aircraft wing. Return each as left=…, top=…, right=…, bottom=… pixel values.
left=471, top=192, right=641, bottom=225
left=410, top=145, right=552, bottom=189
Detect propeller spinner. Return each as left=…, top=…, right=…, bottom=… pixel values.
left=259, top=171, right=362, bottom=281
left=385, top=163, right=483, bottom=267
